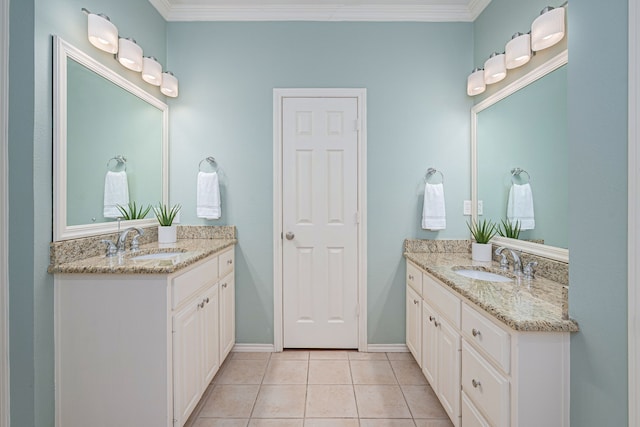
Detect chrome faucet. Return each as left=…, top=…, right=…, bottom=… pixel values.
left=116, top=227, right=144, bottom=253
left=495, top=246, right=523, bottom=276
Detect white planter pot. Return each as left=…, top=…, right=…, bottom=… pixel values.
left=158, top=225, right=177, bottom=244
left=472, top=242, right=493, bottom=262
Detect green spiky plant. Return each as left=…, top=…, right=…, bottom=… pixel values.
left=498, top=219, right=521, bottom=239
left=153, top=203, right=181, bottom=226
left=467, top=219, right=497, bottom=244
left=116, top=202, right=151, bottom=220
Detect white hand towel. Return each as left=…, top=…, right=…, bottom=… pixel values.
left=422, top=182, right=446, bottom=230
left=197, top=171, right=221, bottom=220
left=103, top=171, right=130, bottom=218
left=507, top=183, right=535, bottom=230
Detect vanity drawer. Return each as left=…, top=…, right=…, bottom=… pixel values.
left=462, top=302, right=510, bottom=373
left=219, top=248, right=235, bottom=277
left=172, top=257, right=219, bottom=309
left=462, top=340, right=510, bottom=427
left=406, top=262, right=423, bottom=295
left=423, top=273, right=460, bottom=328
left=461, top=391, right=491, bottom=427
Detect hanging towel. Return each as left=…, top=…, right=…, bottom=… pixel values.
left=197, top=171, right=221, bottom=219
left=507, top=182, right=535, bottom=230
left=103, top=171, right=130, bottom=218
left=422, top=182, right=446, bottom=230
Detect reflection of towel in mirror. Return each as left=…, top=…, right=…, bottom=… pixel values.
left=103, top=171, right=130, bottom=218
left=422, top=182, right=446, bottom=230
left=507, top=183, right=535, bottom=230
left=197, top=171, right=221, bottom=219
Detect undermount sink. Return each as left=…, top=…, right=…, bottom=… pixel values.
left=131, top=252, right=186, bottom=261
left=454, top=269, right=513, bottom=283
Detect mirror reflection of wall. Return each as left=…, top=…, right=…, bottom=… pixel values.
left=477, top=64, right=567, bottom=249
left=66, top=57, right=163, bottom=226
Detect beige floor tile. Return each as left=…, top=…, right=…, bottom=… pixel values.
left=413, top=420, right=454, bottom=427
left=263, top=360, right=309, bottom=384
left=194, top=419, right=249, bottom=427
left=216, top=359, right=268, bottom=384
left=348, top=352, right=389, bottom=361
left=401, top=386, right=448, bottom=419
left=248, top=420, right=304, bottom=427
left=390, top=360, right=428, bottom=385
left=354, top=385, right=412, bottom=419
left=309, top=350, right=351, bottom=360
left=252, top=385, right=307, bottom=418
left=199, top=385, right=260, bottom=418
left=232, top=352, right=272, bottom=360
left=305, top=385, right=358, bottom=418
left=308, top=360, right=352, bottom=384
left=304, top=419, right=360, bottom=426
left=350, top=360, right=398, bottom=385
left=271, top=351, right=310, bottom=360
left=385, top=352, right=415, bottom=361
left=359, top=420, right=417, bottom=427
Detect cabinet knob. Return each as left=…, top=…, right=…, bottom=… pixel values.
left=472, top=328, right=481, bottom=337
left=198, top=302, right=204, bottom=309
left=222, top=283, right=228, bottom=288
left=472, top=379, right=481, bottom=388
left=285, top=232, right=295, bottom=240
left=433, top=320, right=440, bottom=327
left=413, top=299, right=419, bottom=305
left=227, top=259, right=233, bottom=265
left=408, top=274, right=414, bottom=280
left=429, top=315, right=435, bottom=322
left=205, top=297, right=210, bottom=304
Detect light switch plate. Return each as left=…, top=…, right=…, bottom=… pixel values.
left=463, top=200, right=471, bottom=215
left=478, top=200, right=483, bottom=215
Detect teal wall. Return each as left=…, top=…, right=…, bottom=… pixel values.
left=166, top=22, right=474, bottom=344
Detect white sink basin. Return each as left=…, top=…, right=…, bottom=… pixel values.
left=454, top=269, right=512, bottom=283
left=131, top=252, right=185, bottom=261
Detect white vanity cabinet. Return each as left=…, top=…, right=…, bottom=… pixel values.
left=218, top=248, right=235, bottom=362
left=55, top=247, right=235, bottom=427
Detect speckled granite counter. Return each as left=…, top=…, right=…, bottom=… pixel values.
left=404, top=251, right=578, bottom=333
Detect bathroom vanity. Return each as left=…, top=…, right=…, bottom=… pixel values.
left=404, top=248, right=577, bottom=427
left=51, top=237, right=235, bottom=427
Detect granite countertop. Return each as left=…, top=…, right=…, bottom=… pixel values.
left=49, top=238, right=236, bottom=275
left=404, top=252, right=578, bottom=333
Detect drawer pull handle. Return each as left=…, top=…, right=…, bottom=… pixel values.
left=433, top=320, right=440, bottom=327
left=429, top=315, right=435, bottom=322
left=408, top=274, right=414, bottom=280
left=222, top=283, right=228, bottom=288
left=472, top=379, right=481, bottom=388
left=198, top=302, right=204, bottom=309
left=413, top=299, right=419, bottom=305
left=472, top=328, right=481, bottom=337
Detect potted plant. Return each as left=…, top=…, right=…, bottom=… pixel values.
left=498, top=219, right=521, bottom=240
left=467, top=219, right=497, bottom=262
left=153, top=203, right=181, bottom=244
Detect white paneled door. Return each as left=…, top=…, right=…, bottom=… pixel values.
left=282, top=97, right=359, bottom=349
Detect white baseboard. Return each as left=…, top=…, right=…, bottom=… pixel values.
left=232, top=343, right=276, bottom=353
left=364, top=344, right=409, bottom=353
left=231, top=343, right=408, bottom=353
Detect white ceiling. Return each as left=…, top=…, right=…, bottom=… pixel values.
left=149, top=0, right=491, bottom=22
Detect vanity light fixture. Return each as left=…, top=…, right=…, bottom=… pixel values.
left=117, top=38, right=143, bottom=72
left=82, top=8, right=118, bottom=54
left=142, top=57, right=162, bottom=86
left=505, top=32, right=532, bottom=69
left=531, top=6, right=566, bottom=51
left=160, top=72, right=179, bottom=98
left=484, top=52, right=507, bottom=84
left=467, top=68, right=486, bottom=96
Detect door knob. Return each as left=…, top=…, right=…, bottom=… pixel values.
left=285, top=232, right=295, bottom=240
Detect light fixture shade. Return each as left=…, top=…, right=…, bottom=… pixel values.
left=161, top=72, right=179, bottom=97
left=484, top=52, right=507, bottom=84
left=117, top=38, right=143, bottom=72
left=531, top=6, right=565, bottom=51
left=87, top=13, right=118, bottom=54
left=142, top=57, right=162, bottom=86
left=505, top=32, right=531, bottom=69
left=467, top=68, right=486, bottom=96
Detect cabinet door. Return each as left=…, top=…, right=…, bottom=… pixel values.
left=219, top=271, right=235, bottom=362
left=421, top=300, right=438, bottom=388
left=406, top=285, right=421, bottom=363
left=437, top=317, right=461, bottom=425
left=173, top=301, right=202, bottom=426
left=202, top=284, right=220, bottom=385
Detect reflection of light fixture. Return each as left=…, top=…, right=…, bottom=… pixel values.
left=83, top=8, right=118, bottom=54
left=117, top=38, right=143, bottom=72
left=161, top=72, right=179, bottom=97
left=467, top=68, right=486, bottom=96
left=142, top=57, right=162, bottom=86
left=531, top=6, right=566, bottom=51
left=505, top=32, right=532, bottom=69
left=484, top=52, right=507, bottom=84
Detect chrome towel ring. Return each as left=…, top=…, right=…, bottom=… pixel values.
left=510, top=167, right=530, bottom=184
left=425, top=167, right=444, bottom=183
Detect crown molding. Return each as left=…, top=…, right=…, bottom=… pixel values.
left=149, top=1, right=491, bottom=22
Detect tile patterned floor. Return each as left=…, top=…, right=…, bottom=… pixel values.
left=185, top=351, right=454, bottom=427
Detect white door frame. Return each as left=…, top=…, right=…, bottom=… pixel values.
left=273, top=88, right=367, bottom=352
left=0, top=0, right=10, bottom=424
left=629, top=0, right=639, bottom=424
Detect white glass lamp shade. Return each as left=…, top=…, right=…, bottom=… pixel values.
left=531, top=6, right=566, bottom=51
left=467, top=68, right=486, bottom=96
left=142, top=57, right=162, bottom=86
left=117, top=38, right=143, bottom=72
left=161, top=72, right=179, bottom=98
left=505, top=33, right=531, bottom=69
left=484, top=52, right=507, bottom=84
left=87, top=13, right=118, bottom=54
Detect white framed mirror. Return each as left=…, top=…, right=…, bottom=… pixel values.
left=53, top=36, right=168, bottom=241
left=471, top=50, right=568, bottom=262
